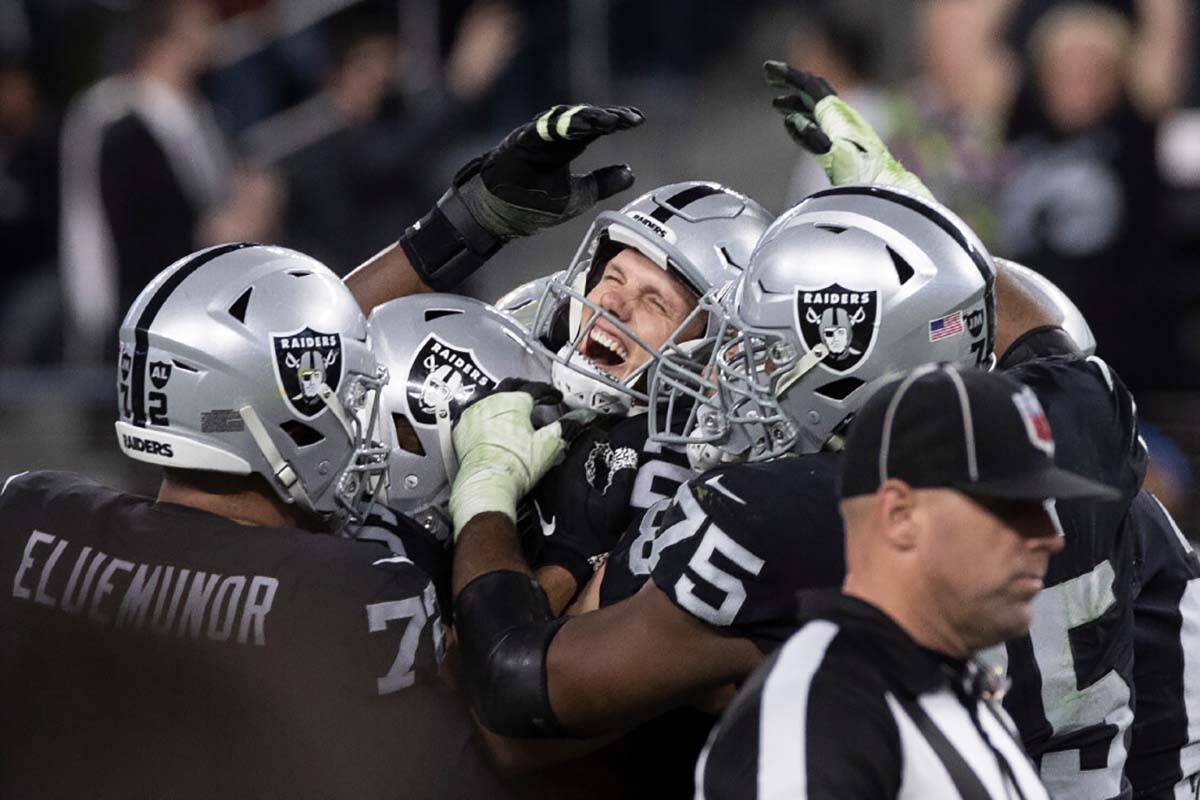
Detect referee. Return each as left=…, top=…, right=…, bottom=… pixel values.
left=695, top=364, right=1119, bottom=799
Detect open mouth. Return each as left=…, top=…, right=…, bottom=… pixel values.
left=579, top=327, right=630, bottom=376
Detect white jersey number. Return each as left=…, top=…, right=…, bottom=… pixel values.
left=365, top=581, right=443, bottom=696
left=1029, top=559, right=1132, bottom=799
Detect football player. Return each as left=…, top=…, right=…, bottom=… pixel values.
left=338, top=105, right=772, bottom=613
left=444, top=179, right=1001, bottom=751
left=0, top=245, right=508, bottom=798
left=679, top=64, right=1200, bottom=800
left=443, top=66, right=1199, bottom=800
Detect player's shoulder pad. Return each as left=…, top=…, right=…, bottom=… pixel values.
left=1007, top=354, right=1142, bottom=456
left=0, top=470, right=116, bottom=512
left=687, top=456, right=838, bottom=525
left=646, top=455, right=844, bottom=642
left=997, top=325, right=1079, bottom=370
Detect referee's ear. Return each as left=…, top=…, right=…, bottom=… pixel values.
left=876, top=479, right=918, bottom=552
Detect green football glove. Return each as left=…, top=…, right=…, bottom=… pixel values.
left=448, top=381, right=594, bottom=540
left=400, top=105, right=644, bottom=292
left=764, top=60, right=933, bottom=201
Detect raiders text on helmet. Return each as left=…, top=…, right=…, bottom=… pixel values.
left=520, top=181, right=774, bottom=415
left=369, top=294, right=552, bottom=542
left=650, top=185, right=996, bottom=468
left=115, top=243, right=390, bottom=529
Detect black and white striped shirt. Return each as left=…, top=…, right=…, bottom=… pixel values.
left=696, top=591, right=1050, bottom=799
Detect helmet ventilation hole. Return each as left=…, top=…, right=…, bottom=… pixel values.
left=287, top=270, right=312, bottom=278
left=424, top=308, right=464, bottom=322
left=886, top=247, right=915, bottom=285
left=815, top=224, right=847, bottom=234
left=171, top=359, right=199, bottom=373
left=228, top=287, right=253, bottom=323
left=815, top=377, right=864, bottom=400
left=280, top=420, right=325, bottom=447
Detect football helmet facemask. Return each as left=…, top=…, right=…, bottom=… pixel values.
left=517, top=181, right=773, bottom=416
left=650, top=185, right=997, bottom=470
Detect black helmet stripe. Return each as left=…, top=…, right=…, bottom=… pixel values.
left=806, top=185, right=997, bottom=360
left=130, top=242, right=258, bottom=427
left=649, top=184, right=723, bottom=223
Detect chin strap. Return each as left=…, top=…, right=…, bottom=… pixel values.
left=775, top=343, right=829, bottom=397
left=434, top=397, right=459, bottom=485
left=239, top=403, right=314, bottom=512
left=317, top=382, right=356, bottom=441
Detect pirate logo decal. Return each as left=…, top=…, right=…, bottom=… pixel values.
left=272, top=327, right=343, bottom=418
left=794, top=284, right=880, bottom=374
left=406, top=335, right=497, bottom=427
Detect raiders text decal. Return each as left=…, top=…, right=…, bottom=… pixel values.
left=272, top=327, right=343, bottom=419
left=407, top=335, right=497, bottom=427
left=794, top=284, right=880, bottom=374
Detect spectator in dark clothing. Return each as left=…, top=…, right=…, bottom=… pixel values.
left=60, top=0, right=280, bottom=364
left=998, top=4, right=1171, bottom=389
left=245, top=2, right=519, bottom=274
left=0, top=57, right=61, bottom=364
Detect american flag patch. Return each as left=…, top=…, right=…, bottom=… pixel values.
left=928, top=311, right=964, bottom=342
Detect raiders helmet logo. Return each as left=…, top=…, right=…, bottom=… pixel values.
left=271, top=327, right=343, bottom=418
left=406, top=335, right=497, bottom=427
left=794, top=284, right=881, bottom=374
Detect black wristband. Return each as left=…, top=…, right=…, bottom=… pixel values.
left=398, top=187, right=503, bottom=292
left=454, top=570, right=572, bottom=738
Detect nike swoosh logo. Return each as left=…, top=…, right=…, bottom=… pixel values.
left=534, top=499, right=557, bottom=537
left=705, top=474, right=746, bottom=505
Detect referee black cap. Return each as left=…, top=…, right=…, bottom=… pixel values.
left=839, top=363, right=1120, bottom=502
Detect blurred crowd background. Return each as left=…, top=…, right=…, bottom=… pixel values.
left=1, top=0, right=1198, bottom=527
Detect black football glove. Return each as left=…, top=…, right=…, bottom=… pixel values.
left=400, top=105, right=644, bottom=291
left=763, top=60, right=932, bottom=198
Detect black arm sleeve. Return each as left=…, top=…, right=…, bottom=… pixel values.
left=453, top=570, right=571, bottom=738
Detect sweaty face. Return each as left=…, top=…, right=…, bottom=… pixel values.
left=575, top=248, right=703, bottom=380
left=917, top=489, right=1064, bottom=651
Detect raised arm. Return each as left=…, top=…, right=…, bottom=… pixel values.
left=343, top=105, right=644, bottom=314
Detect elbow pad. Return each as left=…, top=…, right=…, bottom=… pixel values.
left=398, top=159, right=502, bottom=292
left=454, top=570, right=571, bottom=738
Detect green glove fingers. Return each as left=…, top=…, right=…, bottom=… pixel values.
left=530, top=421, right=567, bottom=487
left=765, top=61, right=935, bottom=201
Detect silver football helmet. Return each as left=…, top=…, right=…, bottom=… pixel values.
left=522, top=181, right=773, bottom=415
left=650, top=185, right=996, bottom=469
left=368, top=293, right=552, bottom=542
left=997, top=257, right=1096, bottom=356
left=115, top=243, right=390, bottom=529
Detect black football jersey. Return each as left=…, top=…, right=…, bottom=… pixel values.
left=995, top=353, right=1147, bottom=800
left=529, top=409, right=694, bottom=584
left=604, top=454, right=846, bottom=653
left=0, top=471, right=506, bottom=800
left=1125, top=490, right=1200, bottom=798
